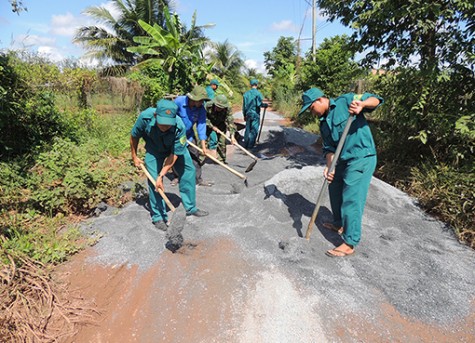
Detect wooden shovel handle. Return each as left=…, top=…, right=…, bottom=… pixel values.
left=187, top=140, right=247, bottom=180
left=140, top=163, right=176, bottom=211
left=213, top=127, right=259, bottom=160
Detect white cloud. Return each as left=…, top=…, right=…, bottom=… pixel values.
left=50, top=12, right=83, bottom=36
left=38, top=46, right=64, bottom=62
left=245, top=59, right=267, bottom=75
left=271, top=20, right=298, bottom=32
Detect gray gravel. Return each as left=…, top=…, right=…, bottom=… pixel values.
left=81, top=109, right=475, bottom=342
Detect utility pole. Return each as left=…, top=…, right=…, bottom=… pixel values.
left=312, top=0, right=316, bottom=62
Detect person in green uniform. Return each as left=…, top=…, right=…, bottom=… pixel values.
left=206, top=79, right=220, bottom=99
left=298, top=87, right=384, bottom=257
left=205, top=94, right=237, bottom=163
left=242, top=79, right=267, bottom=149
left=130, top=99, right=209, bottom=231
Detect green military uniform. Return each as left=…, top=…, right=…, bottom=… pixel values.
left=131, top=102, right=198, bottom=223
left=205, top=79, right=220, bottom=99
left=205, top=94, right=236, bottom=163
left=242, top=79, right=264, bottom=149
left=319, top=92, right=384, bottom=247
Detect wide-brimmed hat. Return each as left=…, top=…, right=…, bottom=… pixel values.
left=212, top=94, right=230, bottom=109
left=186, top=85, right=210, bottom=102
left=298, top=87, right=325, bottom=116
left=155, top=99, right=177, bottom=125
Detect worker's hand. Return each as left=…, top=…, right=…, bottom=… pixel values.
left=231, top=136, right=237, bottom=145
left=202, top=147, right=208, bottom=156
left=323, top=166, right=335, bottom=183
left=133, top=157, right=144, bottom=168
left=349, top=100, right=364, bottom=116
left=262, top=103, right=269, bottom=108
left=155, top=175, right=165, bottom=192
left=212, top=126, right=218, bottom=132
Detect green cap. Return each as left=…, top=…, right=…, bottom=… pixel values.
left=155, top=99, right=177, bottom=125
left=210, top=79, right=220, bottom=86
left=298, top=87, right=325, bottom=116
left=250, top=79, right=259, bottom=86
left=212, top=94, right=230, bottom=109
left=186, top=85, right=210, bottom=102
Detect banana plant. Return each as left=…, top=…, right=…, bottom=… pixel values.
left=128, top=6, right=214, bottom=92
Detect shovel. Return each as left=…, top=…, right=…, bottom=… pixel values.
left=140, top=163, right=187, bottom=251
left=305, top=82, right=363, bottom=240
left=213, top=127, right=258, bottom=172
left=256, top=105, right=267, bottom=143
left=186, top=140, right=248, bottom=186
left=140, top=163, right=175, bottom=211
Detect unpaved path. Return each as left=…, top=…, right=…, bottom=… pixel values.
left=58, top=109, right=475, bottom=343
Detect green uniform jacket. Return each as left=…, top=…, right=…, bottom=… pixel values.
left=242, top=88, right=263, bottom=117
left=131, top=107, right=188, bottom=157
left=319, top=92, right=384, bottom=161
left=205, top=103, right=236, bottom=136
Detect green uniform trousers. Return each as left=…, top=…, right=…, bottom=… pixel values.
left=328, top=155, right=377, bottom=247
left=145, top=151, right=197, bottom=223
left=207, top=131, right=227, bottom=162
left=244, top=112, right=260, bottom=149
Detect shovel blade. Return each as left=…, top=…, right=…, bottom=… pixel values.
left=245, top=159, right=258, bottom=173
left=165, top=206, right=186, bottom=253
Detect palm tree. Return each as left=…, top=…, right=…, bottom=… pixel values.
left=206, top=40, right=244, bottom=79
left=73, top=0, right=172, bottom=74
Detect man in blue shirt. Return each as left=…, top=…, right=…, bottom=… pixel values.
left=299, top=87, right=383, bottom=257
left=130, top=99, right=208, bottom=231
left=175, top=85, right=213, bottom=187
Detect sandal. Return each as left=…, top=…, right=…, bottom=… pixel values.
left=325, top=248, right=354, bottom=258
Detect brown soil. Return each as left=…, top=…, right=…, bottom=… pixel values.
left=57, top=237, right=258, bottom=343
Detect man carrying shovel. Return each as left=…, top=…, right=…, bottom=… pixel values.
left=130, top=99, right=209, bottom=232
left=242, top=79, right=268, bottom=149
left=299, top=87, right=383, bottom=257
left=205, top=94, right=237, bottom=164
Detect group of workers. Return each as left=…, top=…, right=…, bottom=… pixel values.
left=130, top=79, right=383, bottom=258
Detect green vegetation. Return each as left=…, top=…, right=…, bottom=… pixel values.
left=0, top=52, right=138, bottom=268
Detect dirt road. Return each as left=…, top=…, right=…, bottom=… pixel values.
left=59, top=109, right=475, bottom=342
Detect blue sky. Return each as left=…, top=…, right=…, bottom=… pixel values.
left=0, top=0, right=352, bottom=72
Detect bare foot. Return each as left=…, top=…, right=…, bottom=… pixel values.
left=326, top=242, right=354, bottom=258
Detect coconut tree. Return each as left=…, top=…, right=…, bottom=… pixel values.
left=206, top=40, right=244, bottom=80
left=73, top=0, right=172, bottom=75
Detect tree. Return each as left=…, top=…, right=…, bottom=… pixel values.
left=127, top=7, right=212, bottom=93
left=73, top=0, right=172, bottom=75
left=318, top=0, right=475, bottom=71
left=263, top=36, right=297, bottom=78
left=206, top=40, right=244, bottom=80
left=298, top=35, right=362, bottom=97
left=9, top=0, right=26, bottom=13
